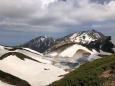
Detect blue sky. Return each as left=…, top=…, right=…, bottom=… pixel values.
left=0, top=0, right=115, bottom=46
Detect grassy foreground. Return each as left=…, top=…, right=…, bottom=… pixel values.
left=49, top=54, right=115, bottom=86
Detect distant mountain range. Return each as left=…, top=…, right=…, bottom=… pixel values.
left=19, top=29, right=114, bottom=54
left=18, top=30, right=115, bottom=69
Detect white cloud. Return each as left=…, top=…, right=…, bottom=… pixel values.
left=40, top=0, right=58, bottom=8
left=0, top=0, right=39, bottom=18
left=0, top=0, right=115, bottom=33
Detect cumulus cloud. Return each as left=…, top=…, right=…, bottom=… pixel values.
left=0, top=0, right=39, bottom=18
left=0, top=0, right=115, bottom=33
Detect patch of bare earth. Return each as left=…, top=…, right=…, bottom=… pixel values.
left=100, top=69, right=115, bottom=86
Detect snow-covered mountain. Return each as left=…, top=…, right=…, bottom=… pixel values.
left=0, top=45, right=67, bottom=86
left=48, top=30, right=114, bottom=53
left=46, top=43, right=113, bottom=69
left=0, top=30, right=114, bottom=86
left=44, top=30, right=114, bottom=69
left=19, top=30, right=115, bottom=69
left=19, top=36, right=56, bottom=53
left=20, top=30, right=114, bottom=54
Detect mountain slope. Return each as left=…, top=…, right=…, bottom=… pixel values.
left=43, top=30, right=114, bottom=69
left=19, top=30, right=114, bottom=54
left=46, top=43, right=112, bottom=69
left=49, top=54, right=115, bottom=86
left=19, top=36, right=56, bottom=53
left=46, top=30, right=114, bottom=53
left=18, top=30, right=115, bottom=69
left=0, top=45, right=67, bottom=86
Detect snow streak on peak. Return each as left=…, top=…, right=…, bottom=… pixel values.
left=36, top=36, right=48, bottom=41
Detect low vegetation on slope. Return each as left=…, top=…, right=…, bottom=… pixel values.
left=0, top=70, right=31, bottom=86
left=0, top=52, right=41, bottom=63
left=49, top=54, right=115, bottom=86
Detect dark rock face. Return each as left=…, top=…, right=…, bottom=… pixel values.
left=101, top=41, right=114, bottom=53
left=19, top=36, right=56, bottom=53
left=83, top=36, right=115, bottom=53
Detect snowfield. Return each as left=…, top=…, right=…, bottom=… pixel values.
left=59, top=44, right=92, bottom=57
left=0, top=55, right=67, bottom=86
left=0, top=45, right=9, bottom=56
left=48, top=44, right=111, bottom=59
left=47, top=44, right=112, bottom=69
left=23, top=48, right=43, bottom=56
left=15, top=49, right=51, bottom=64
left=0, top=45, right=67, bottom=86
left=0, top=45, right=51, bottom=64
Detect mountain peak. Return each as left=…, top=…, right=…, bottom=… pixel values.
left=35, top=36, right=49, bottom=41
left=47, top=30, right=114, bottom=53
left=85, top=29, right=105, bottom=39
left=19, top=30, right=114, bottom=53
left=69, top=29, right=106, bottom=44
left=87, top=29, right=96, bottom=32
left=19, top=36, right=56, bottom=53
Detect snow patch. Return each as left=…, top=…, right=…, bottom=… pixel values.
left=16, top=49, right=51, bottom=64
left=23, top=48, right=43, bottom=56
left=0, top=55, right=67, bottom=86
left=49, top=52, right=58, bottom=57
left=59, top=44, right=92, bottom=57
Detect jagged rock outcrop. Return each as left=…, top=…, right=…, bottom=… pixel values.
left=19, top=36, right=56, bottom=53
